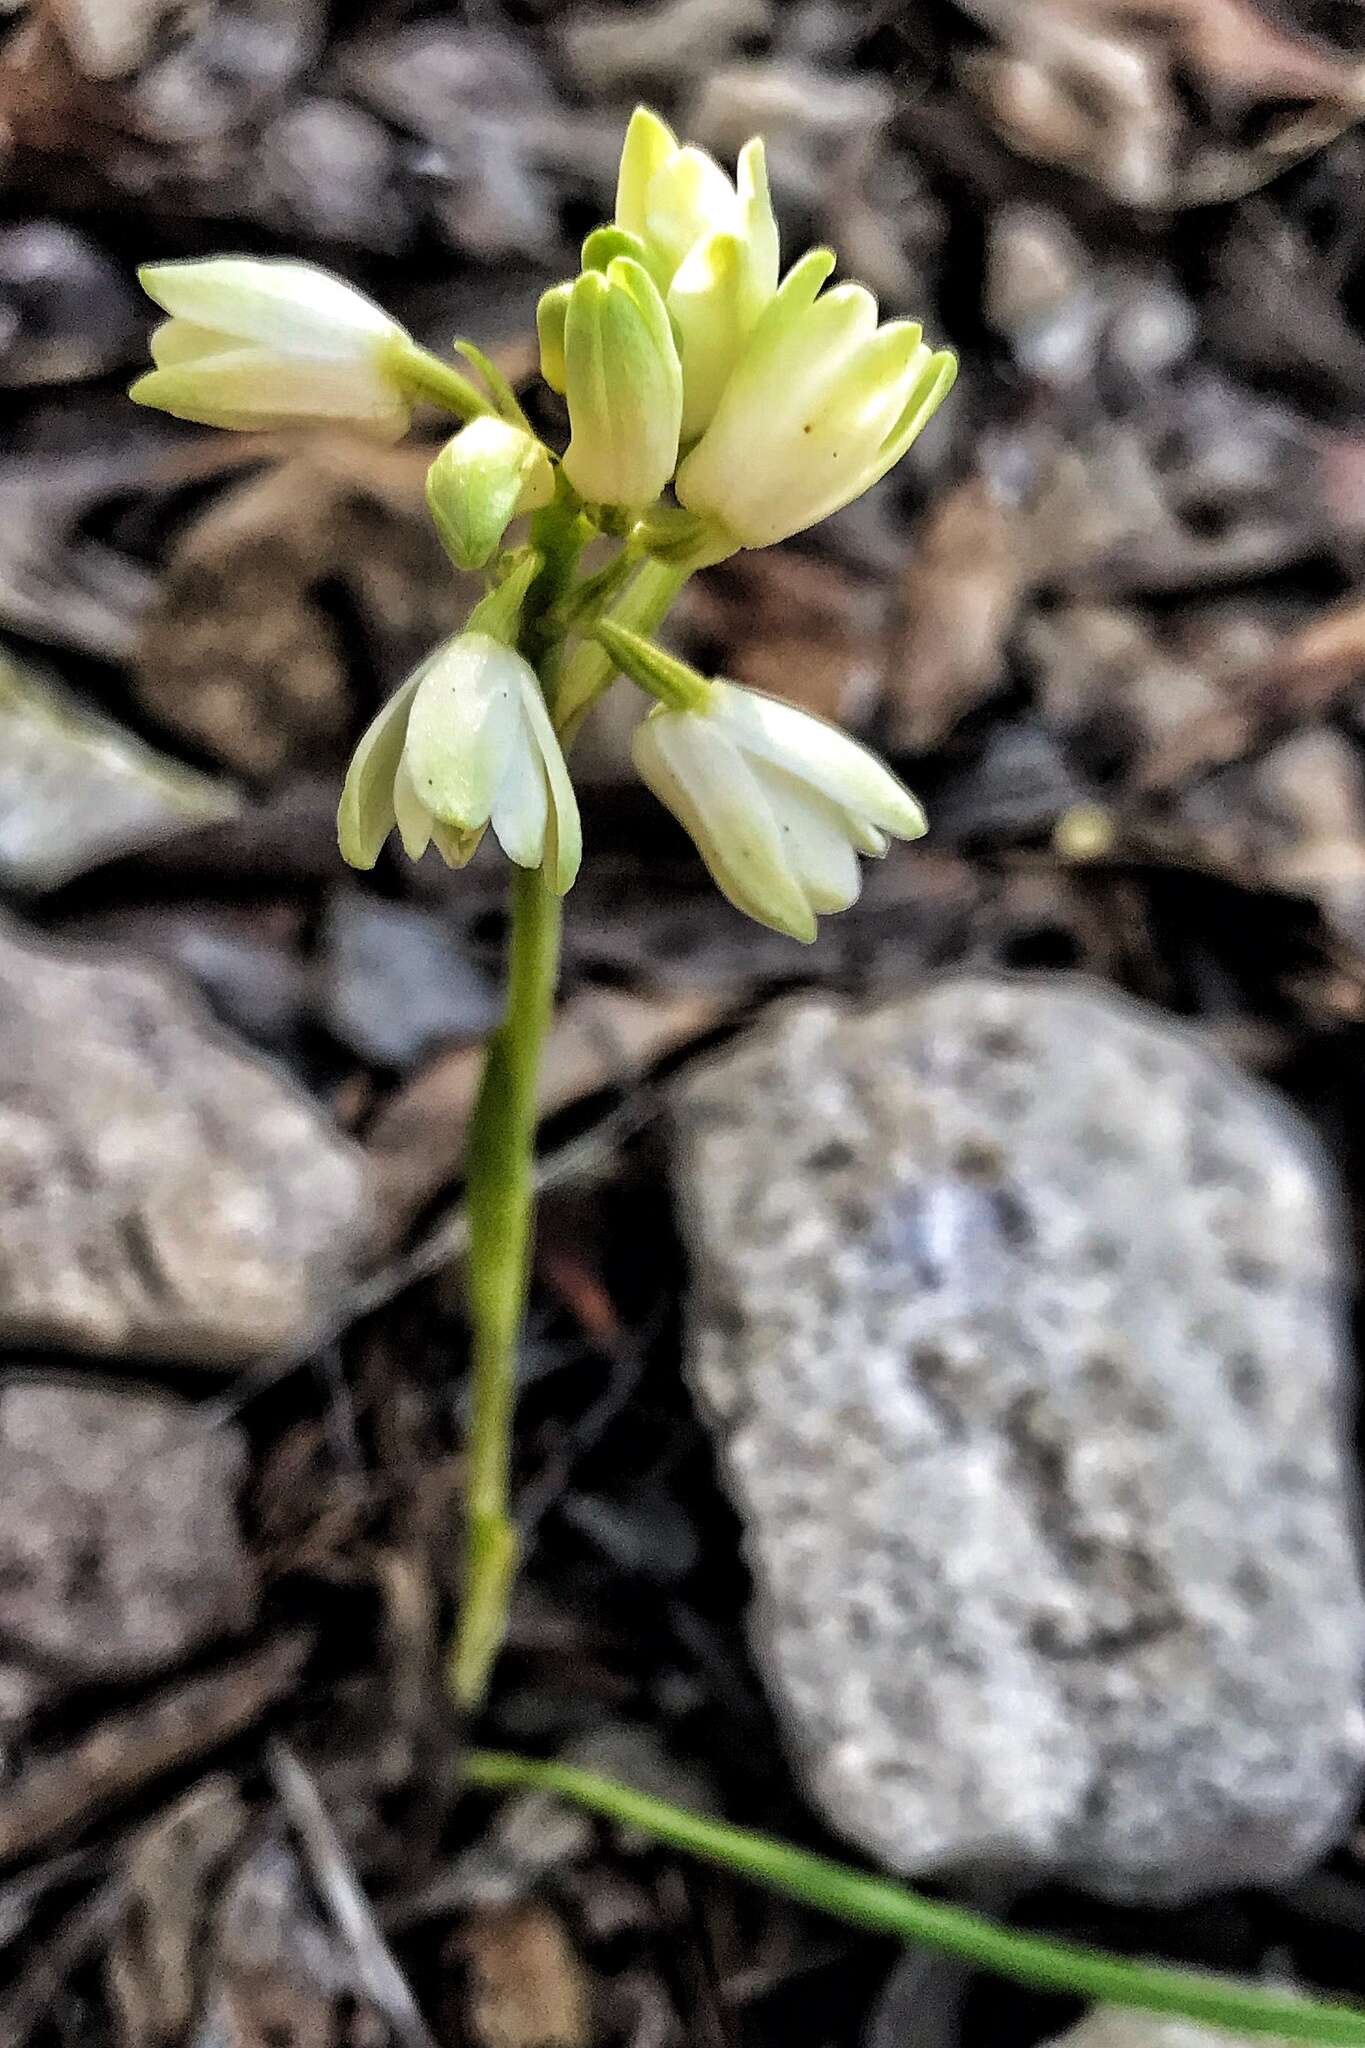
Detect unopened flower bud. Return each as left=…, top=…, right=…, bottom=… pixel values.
left=561, top=258, right=681, bottom=509
left=130, top=258, right=414, bottom=440
left=426, top=419, right=554, bottom=571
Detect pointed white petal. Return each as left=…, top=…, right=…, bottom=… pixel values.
left=336, top=668, right=424, bottom=868
left=735, top=138, right=780, bottom=325
left=402, top=632, right=527, bottom=832
left=644, top=145, right=737, bottom=279
left=616, top=106, right=678, bottom=242
left=633, top=709, right=816, bottom=941
left=148, top=319, right=236, bottom=368
left=749, top=760, right=862, bottom=914
left=668, top=231, right=745, bottom=440
left=129, top=350, right=410, bottom=438
left=392, top=752, right=434, bottom=861
left=490, top=720, right=550, bottom=869
left=138, top=259, right=401, bottom=359
left=514, top=667, right=582, bottom=894
left=716, top=682, right=927, bottom=841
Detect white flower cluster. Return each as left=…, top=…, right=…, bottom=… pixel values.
left=129, top=107, right=954, bottom=941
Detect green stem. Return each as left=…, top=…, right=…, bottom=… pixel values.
left=550, top=553, right=693, bottom=738
left=395, top=340, right=495, bottom=424
left=465, top=1753, right=1365, bottom=2046
left=451, top=870, right=562, bottom=1709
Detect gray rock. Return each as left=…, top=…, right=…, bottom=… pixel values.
left=0, top=1380, right=256, bottom=1687
left=0, top=655, right=239, bottom=892
left=671, top=976, right=1365, bottom=1901
left=318, top=888, right=500, bottom=1068
left=0, top=916, right=373, bottom=1364
left=0, top=223, right=143, bottom=387
left=1048, top=2012, right=1285, bottom=2048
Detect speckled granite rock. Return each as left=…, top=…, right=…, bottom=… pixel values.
left=0, top=1379, right=256, bottom=1698
left=672, top=976, right=1365, bottom=1901
left=0, top=916, right=373, bottom=1364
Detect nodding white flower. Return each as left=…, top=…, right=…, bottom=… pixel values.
left=631, top=678, right=926, bottom=943
left=426, top=419, right=554, bottom=571
left=560, top=257, right=682, bottom=509
left=676, top=248, right=957, bottom=548
left=131, top=258, right=413, bottom=440
left=337, top=633, right=581, bottom=892
left=612, top=104, right=780, bottom=440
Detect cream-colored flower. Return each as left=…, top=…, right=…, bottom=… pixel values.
left=631, top=676, right=926, bottom=942
left=338, top=633, right=580, bottom=892
left=676, top=248, right=957, bottom=548
left=614, top=105, right=780, bottom=439
left=560, top=257, right=682, bottom=509
left=131, top=258, right=414, bottom=439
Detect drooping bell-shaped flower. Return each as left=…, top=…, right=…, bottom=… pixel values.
left=599, top=620, right=925, bottom=942
left=337, top=632, right=581, bottom=893
left=559, top=257, right=682, bottom=510
left=130, top=259, right=415, bottom=440
left=676, top=249, right=957, bottom=548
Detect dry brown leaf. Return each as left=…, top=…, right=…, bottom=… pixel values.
left=458, top=1903, right=593, bottom=2048
left=135, top=441, right=461, bottom=779
left=887, top=476, right=1029, bottom=752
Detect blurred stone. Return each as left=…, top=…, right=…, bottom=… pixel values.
left=0, top=654, right=239, bottom=891
left=0, top=1380, right=256, bottom=1685
left=1048, top=2012, right=1278, bottom=2048
left=561, top=0, right=772, bottom=93
left=319, top=888, right=500, bottom=1069
left=62, top=904, right=310, bottom=1051
left=251, top=98, right=408, bottom=252
left=673, top=978, right=1365, bottom=1901
left=888, top=476, right=1027, bottom=751
left=0, top=221, right=141, bottom=385
left=0, top=915, right=373, bottom=1364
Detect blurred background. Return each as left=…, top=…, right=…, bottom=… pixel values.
left=7, top=1, right=1365, bottom=2044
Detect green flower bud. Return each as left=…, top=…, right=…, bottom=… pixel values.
left=536, top=283, right=571, bottom=395
left=426, top=418, right=554, bottom=572
left=561, top=257, right=682, bottom=510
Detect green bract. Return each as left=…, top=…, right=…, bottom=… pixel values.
left=561, top=257, right=682, bottom=510
left=426, top=419, right=554, bottom=572
left=130, top=258, right=413, bottom=439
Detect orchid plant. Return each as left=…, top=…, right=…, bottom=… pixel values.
left=126, top=109, right=1365, bottom=2041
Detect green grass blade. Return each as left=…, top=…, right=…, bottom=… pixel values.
left=466, top=1751, right=1365, bottom=2043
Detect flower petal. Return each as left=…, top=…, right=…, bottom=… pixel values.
left=748, top=760, right=863, bottom=914
left=129, top=351, right=410, bottom=438
left=402, top=632, right=527, bottom=832
left=514, top=667, right=582, bottom=894
left=148, top=318, right=236, bottom=368
left=735, top=138, right=780, bottom=326
left=137, top=259, right=401, bottom=359
left=715, top=682, right=927, bottom=841
left=392, top=751, right=434, bottom=861
left=632, top=707, right=816, bottom=941
left=336, top=667, right=424, bottom=868
left=490, top=719, right=550, bottom=869
left=668, top=230, right=746, bottom=441
left=615, top=105, right=678, bottom=244
left=644, top=144, right=737, bottom=280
